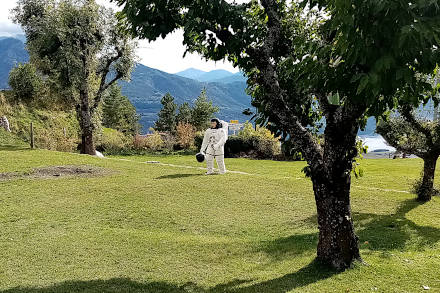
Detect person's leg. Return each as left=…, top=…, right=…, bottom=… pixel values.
left=206, top=154, right=215, bottom=174
left=217, top=155, right=226, bottom=174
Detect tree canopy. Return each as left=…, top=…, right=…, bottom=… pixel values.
left=112, top=0, right=440, bottom=269
left=13, top=0, right=137, bottom=155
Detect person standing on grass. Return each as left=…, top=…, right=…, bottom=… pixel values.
left=1, top=116, right=11, bottom=132
left=200, top=118, right=228, bottom=175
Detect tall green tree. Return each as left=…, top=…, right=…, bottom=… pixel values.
left=190, top=89, right=219, bottom=131
left=176, top=102, right=192, bottom=124
left=102, top=84, right=140, bottom=135
left=8, top=63, right=42, bottom=102
left=115, top=0, right=440, bottom=269
left=13, top=0, right=136, bottom=155
left=154, top=93, right=177, bottom=132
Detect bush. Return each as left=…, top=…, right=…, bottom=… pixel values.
left=176, top=122, right=196, bottom=149
left=132, top=129, right=166, bottom=152
left=237, top=122, right=281, bottom=159
left=96, top=128, right=129, bottom=154
left=195, top=123, right=281, bottom=159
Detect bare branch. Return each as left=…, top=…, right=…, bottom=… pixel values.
left=401, top=105, right=434, bottom=148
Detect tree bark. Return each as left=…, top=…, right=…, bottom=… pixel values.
left=312, top=171, right=361, bottom=269
left=310, top=108, right=362, bottom=270
left=418, top=154, right=438, bottom=201
left=79, top=87, right=96, bottom=156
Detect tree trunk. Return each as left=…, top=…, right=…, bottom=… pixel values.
left=310, top=110, right=362, bottom=270
left=312, top=172, right=361, bottom=270
left=418, top=154, right=438, bottom=201
left=79, top=87, right=96, bottom=155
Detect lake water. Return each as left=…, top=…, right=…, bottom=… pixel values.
left=359, top=135, right=396, bottom=153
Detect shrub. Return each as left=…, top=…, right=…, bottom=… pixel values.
left=176, top=122, right=196, bottom=149
left=8, top=63, right=42, bottom=102
left=132, top=129, right=165, bottom=152
left=96, top=128, right=129, bottom=154
left=195, top=123, right=281, bottom=159
left=237, top=122, right=281, bottom=159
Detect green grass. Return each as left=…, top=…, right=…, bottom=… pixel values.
left=0, top=141, right=439, bottom=292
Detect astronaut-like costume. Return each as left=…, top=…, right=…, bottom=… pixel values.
left=0, top=116, right=10, bottom=132
left=200, top=120, right=228, bottom=174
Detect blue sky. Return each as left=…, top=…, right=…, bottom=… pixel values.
left=0, top=0, right=241, bottom=74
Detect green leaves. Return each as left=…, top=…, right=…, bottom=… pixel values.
left=327, top=92, right=340, bottom=106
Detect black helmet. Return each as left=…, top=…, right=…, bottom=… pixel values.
left=196, top=153, right=205, bottom=163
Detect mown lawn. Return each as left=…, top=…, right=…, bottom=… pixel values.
left=0, top=141, right=439, bottom=292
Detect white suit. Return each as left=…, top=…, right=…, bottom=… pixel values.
left=201, top=121, right=228, bottom=174
left=0, top=116, right=10, bottom=132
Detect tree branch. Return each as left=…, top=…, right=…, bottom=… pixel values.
left=247, top=0, right=323, bottom=167
left=92, top=48, right=124, bottom=111
left=401, top=105, right=434, bottom=148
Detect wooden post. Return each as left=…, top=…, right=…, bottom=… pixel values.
left=30, top=122, right=34, bottom=149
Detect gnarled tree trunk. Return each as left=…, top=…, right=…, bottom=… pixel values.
left=418, top=154, right=439, bottom=201
left=312, top=171, right=360, bottom=269
left=309, top=108, right=362, bottom=270
left=79, top=87, right=96, bottom=156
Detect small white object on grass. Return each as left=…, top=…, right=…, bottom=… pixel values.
left=422, top=285, right=430, bottom=290
left=95, top=151, right=105, bottom=158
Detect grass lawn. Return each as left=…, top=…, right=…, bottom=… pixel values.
left=0, top=139, right=439, bottom=292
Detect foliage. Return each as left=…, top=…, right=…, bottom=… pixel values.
left=352, top=139, right=368, bottom=179
left=154, top=93, right=177, bottom=133
left=377, top=102, right=440, bottom=201
left=112, top=0, right=440, bottom=269
left=8, top=63, right=42, bottom=102
left=13, top=0, right=137, bottom=154
left=133, top=129, right=165, bottom=152
left=377, top=112, right=437, bottom=158
left=176, top=122, right=196, bottom=149
left=280, top=139, right=304, bottom=161
left=96, top=127, right=129, bottom=154
left=155, top=89, right=220, bottom=134
left=190, top=89, right=219, bottom=131
left=238, top=122, right=281, bottom=158
left=0, top=92, right=80, bottom=152
left=102, top=84, right=140, bottom=135
left=176, top=102, right=192, bottom=124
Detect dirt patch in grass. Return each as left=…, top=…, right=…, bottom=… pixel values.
left=0, top=165, right=114, bottom=181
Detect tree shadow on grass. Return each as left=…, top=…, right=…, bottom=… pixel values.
left=155, top=173, right=204, bottom=179
left=255, top=232, right=318, bottom=260
left=354, top=199, right=440, bottom=251
left=1, top=260, right=336, bottom=293
left=0, top=145, right=29, bottom=151
left=298, top=199, right=440, bottom=253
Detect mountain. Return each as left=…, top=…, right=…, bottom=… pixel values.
left=211, top=72, right=247, bottom=84
left=0, top=37, right=390, bottom=136
left=176, top=68, right=247, bottom=83
left=0, top=38, right=29, bottom=89
left=120, top=64, right=252, bottom=132
left=175, top=68, right=206, bottom=80
left=197, top=69, right=234, bottom=82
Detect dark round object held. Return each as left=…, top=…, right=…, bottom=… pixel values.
left=196, top=153, right=205, bottom=163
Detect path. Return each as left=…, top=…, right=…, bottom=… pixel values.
left=104, top=156, right=411, bottom=194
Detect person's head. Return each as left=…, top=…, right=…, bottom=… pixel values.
left=211, top=118, right=221, bottom=129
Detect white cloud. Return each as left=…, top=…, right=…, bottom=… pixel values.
left=1, top=0, right=239, bottom=74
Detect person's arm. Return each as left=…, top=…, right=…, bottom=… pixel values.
left=214, top=130, right=226, bottom=149
left=200, top=130, right=209, bottom=154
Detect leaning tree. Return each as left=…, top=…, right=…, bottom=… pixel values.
left=377, top=73, right=440, bottom=202
left=113, top=0, right=439, bottom=269
left=13, top=0, right=136, bottom=155
left=377, top=105, right=440, bottom=202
